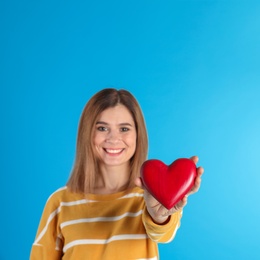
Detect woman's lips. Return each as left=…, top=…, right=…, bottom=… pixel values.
left=104, top=148, right=124, bottom=154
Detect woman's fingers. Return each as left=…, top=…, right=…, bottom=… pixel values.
left=188, top=166, right=204, bottom=195
left=162, top=196, right=187, bottom=216
left=190, top=155, right=199, bottom=164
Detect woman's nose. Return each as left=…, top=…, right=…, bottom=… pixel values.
left=106, top=130, right=121, bottom=143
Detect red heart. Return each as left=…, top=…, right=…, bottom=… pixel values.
left=140, top=158, right=197, bottom=210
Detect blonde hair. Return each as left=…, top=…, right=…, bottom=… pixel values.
left=67, top=88, right=148, bottom=194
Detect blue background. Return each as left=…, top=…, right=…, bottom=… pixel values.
left=1, top=1, right=260, bottom=259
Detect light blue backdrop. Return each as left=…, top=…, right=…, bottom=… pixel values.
left=1, top=1, right=260, bottom=259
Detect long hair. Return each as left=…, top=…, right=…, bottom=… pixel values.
left=67, top=88, right=148, bottom=194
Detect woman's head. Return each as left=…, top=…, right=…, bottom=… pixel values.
left=67, top=88, right=148, bottom=194
left=93, top=104, right=137, bottom=171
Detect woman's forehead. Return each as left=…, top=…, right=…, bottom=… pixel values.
left=97, top=104, right=135, bottom=125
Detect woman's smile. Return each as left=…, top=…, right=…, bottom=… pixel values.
left=103, top=148, right=124, bottom=155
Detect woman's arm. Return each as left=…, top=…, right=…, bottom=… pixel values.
left=30, top=192, right=63, bottom=260
left=136, top=156, right=204, bottom=241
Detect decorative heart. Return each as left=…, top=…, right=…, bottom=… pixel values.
left=140, top=158, right=197, bottom=210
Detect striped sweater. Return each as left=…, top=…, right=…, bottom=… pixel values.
left=30, top=186, right=182, bottom=260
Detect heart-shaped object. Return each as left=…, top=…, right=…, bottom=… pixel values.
left=140, top=158, right=197, bottom=210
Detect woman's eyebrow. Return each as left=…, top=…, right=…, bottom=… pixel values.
left=96, top=121, right=134, bottom=127
left=96, top=121, right=108, bottom=125
left=118, top=123, right=134, bottom=127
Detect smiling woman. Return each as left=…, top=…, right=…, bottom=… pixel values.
left=30, top=88, right=203, bottom=260
left=67, top=89, right=148, bottom=194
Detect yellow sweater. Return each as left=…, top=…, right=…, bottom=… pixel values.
left=30, top=186, right=182, bottom=260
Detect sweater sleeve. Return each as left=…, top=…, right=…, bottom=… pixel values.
left=30, top=194, right=63, bottom=260
left=142, top=207, right=182, bottom=243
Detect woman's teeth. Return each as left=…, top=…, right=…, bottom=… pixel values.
left=105, top=149, right=123, bottom=154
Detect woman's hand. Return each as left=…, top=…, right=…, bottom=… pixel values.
left=135, top=156, right=204, bottom=224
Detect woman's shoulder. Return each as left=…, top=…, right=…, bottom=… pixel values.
left=46, top=186, right=144, bottom=205
left=46, top=186, right=85, bottom=204
left=45, top=186, right=66, bottom=201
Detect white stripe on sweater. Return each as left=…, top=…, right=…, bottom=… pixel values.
left=60, top=210, right=143, bottom=229
left=33, top=207, right=61, bottom=246
left=137, top=257, right=158, bottom=260
left=119, top=192, right=144, bottom=199
left=63, top=234, right=148, bottom=253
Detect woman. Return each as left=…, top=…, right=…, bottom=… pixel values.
left=30, top=88, right=204, bottom=259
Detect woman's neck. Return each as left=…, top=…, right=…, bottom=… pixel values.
left=94, top=164, right=131, bottom=194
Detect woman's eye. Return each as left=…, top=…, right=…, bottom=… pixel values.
left=97, top=126, right=108, bottom=131
left=120, top=127, right=129, bottom=132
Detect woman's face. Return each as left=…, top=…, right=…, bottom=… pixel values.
left=93, top=104, right=137, bottom=168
